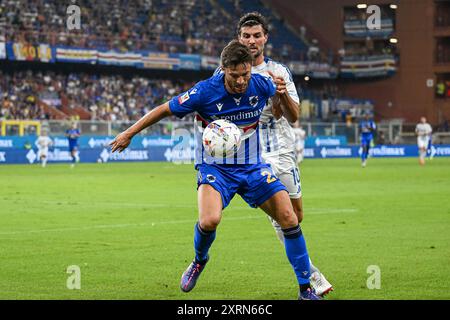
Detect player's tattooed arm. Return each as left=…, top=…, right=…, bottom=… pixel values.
left=110, top=102, right=173, bottom=153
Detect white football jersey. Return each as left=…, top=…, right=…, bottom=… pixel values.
left=36, top=136, right=52, bottom=149
left=254, top=58, right=300, bottom=158
left=294, top=127, right=306, bottom=142
left=415, top=123, right=432, bottom=137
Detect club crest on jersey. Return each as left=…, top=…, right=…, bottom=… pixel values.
left=233, top=97, right=242, bottom=106
left=216, top=103, right=223, bottom=111
left=178, top=92, right=190, bottom=104
left=249, top=96, right=259, bottom=108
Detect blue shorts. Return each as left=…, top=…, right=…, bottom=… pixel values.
left=361, top=136, right=372, bottom=147
left=197, top=163, right=288, bottom=209
left=69, top=145, right=78, bottom=152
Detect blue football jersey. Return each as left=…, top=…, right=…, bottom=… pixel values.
left=66, top=129, right=80, bottom=147
left=359, top=120, right=376, bottom=140
left=169, top=72, right=276, bottom=165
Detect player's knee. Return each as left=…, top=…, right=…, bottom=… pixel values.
left=276, top=208, right=298, bottom=228
left=199, top=215, right=221, bottom=231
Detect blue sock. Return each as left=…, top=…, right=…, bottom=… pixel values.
left=283, top=225, right=310, bottom=286
left=194, top=222, right=216, bottom=264
left=362, top=146, right=367, bottom=161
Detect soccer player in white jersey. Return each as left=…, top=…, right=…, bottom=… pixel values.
left=293, top=123, right=307, bottom=164
left=415, top=116, right=433, bottom=166
left=237, top=12, right=333, bottom=296
left=35, top=130, right=52, bottom=168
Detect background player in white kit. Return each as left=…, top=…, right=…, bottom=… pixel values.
left=237, top=12, right=333, bottom=296
left=415, top=116, right=433, bottom=166
left=293, top=123, right=307, bottom=164
left=35, top=129, right=52, bottom=168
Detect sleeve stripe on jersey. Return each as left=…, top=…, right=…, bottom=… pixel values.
left=280, top=63, right=294, bottom=82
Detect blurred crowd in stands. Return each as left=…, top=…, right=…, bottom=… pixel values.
left=1, top=70, right=349, bottom=123
left=0, top=71, right=49, bottom=120
left=0, top=70, right=195, bottom=122
left=0, top=0, right=318, bottom=63
left=0, top=1, right=407, bottom=127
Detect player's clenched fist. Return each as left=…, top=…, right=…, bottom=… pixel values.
left=110, top=131, right=132, bottom=153
left=267, top=71, right=287, bottom=95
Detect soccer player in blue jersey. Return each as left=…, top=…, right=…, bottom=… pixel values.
left=110, top=40, right=321, bottom=300
left=66, top=122, right=81, bottom=167
left=359, top=114, right=376, bottom=167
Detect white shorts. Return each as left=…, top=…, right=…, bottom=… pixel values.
left=37, top=148, right=48, bottom=158
left=417, top=136, right=429, bottom=149
left=263, top=152, right=302, bottom=199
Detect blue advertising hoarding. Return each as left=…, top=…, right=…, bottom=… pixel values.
left=1, top=138, right=450, bottom=164
left=305, top=136, right=348, bottom=147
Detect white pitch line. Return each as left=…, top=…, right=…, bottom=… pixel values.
left=0, top=215, right=262, bottom=236
left=37, top=200, right=358, bottom=214
left=0, top=208, right=358, bottom=236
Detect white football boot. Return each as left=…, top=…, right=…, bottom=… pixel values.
left=310, top=271, right=333, bottom=297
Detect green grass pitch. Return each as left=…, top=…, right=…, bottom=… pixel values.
left=0, top=158, right=449, bottom=300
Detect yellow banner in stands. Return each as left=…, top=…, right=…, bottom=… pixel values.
left=0, top=120, right=41, bottom=136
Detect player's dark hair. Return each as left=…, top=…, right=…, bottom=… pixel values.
left=236, top=12, right=269, bottom=36
left=220, top=40, right=253, bottom=68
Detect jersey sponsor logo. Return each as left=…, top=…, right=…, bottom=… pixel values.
left=233, top=97, right=242, bottom=106
left=249, top=96, right=259, bottom=108
left=211, top=109, right=263, bottom=122
left=216, top=103, right=223, bottom=111
left=178, top=92, right=190, bottom=104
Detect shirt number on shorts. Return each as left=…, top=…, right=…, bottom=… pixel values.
left=261, top=171, right=277, bottom=184
left=291, top=168, right=300, bottom=185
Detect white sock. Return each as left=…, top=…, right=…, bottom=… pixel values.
left=420, top=150, right=426, bottom=161
left=269, top=217, right=285, bottom=244
left=309, top=258, right=321, bottom=274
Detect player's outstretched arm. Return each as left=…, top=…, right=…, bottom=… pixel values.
left=110, top=102, right=173, bottom=153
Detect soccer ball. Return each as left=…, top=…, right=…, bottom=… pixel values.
left=202, top=119, right=242, bottom=158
